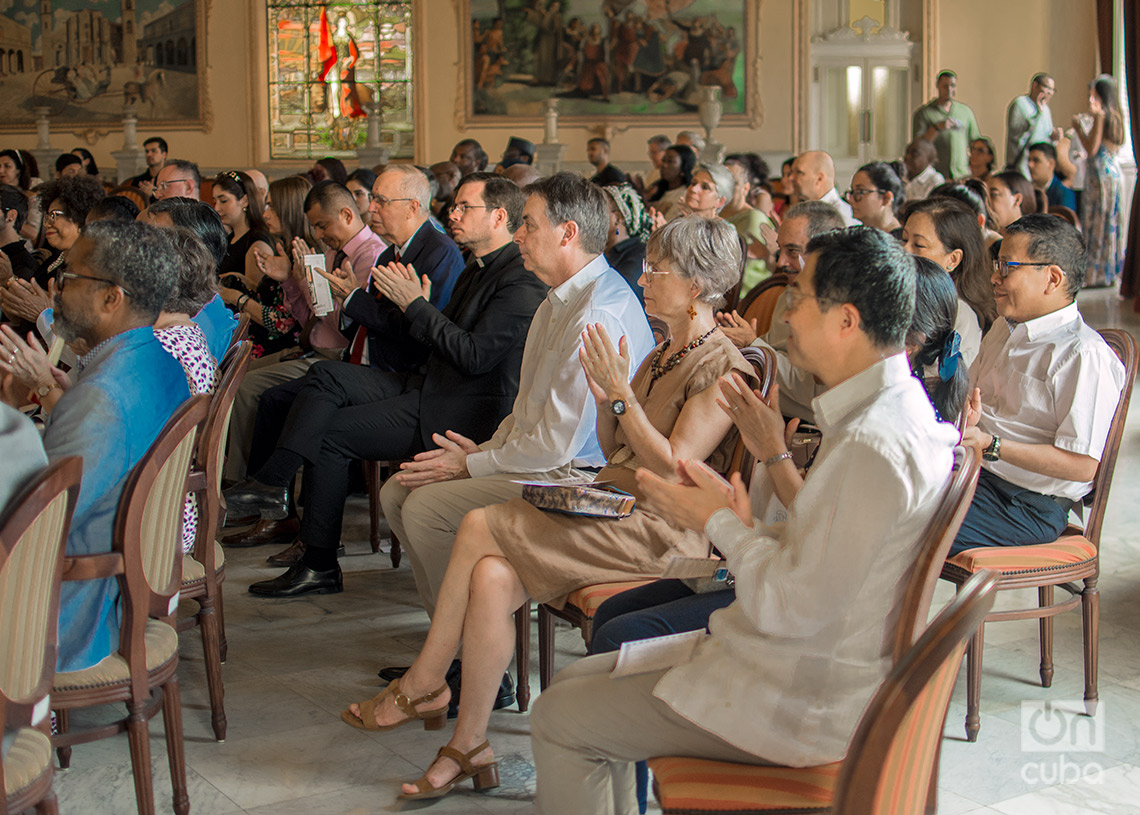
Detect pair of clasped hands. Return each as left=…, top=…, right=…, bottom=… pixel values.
left=253, top=237, right=431, bottom=310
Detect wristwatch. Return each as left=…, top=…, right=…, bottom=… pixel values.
left=36, top=381, right=59, bottom=398
left=610, top=399, right=627, bottom=416
left=982, top=434, right=1002, bottom=462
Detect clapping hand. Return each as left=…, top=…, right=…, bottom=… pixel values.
left=578, top=323, right=632, bottom=405
left=717, top=374, right=795, bottom=463
left=637, top=459, right=752, bottom=533
left=0, top=325, right=65, bottom=397
left=395, top=430, right=479, bottom=488
left=0, top=277, right=52, bottom=323
left=715, top=310, right=758, bottom=348
left=316, top=258, right=357, bottom=303
left=254, top=241, right=293, bottom=283
left=372, top=261, right=431, bottom=311
left=647, top=207, right=668, bottom=233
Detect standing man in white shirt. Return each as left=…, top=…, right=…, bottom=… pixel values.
left=528, top=226, right=959, bottom=814
left=380, top=171, right=656, bottom=618
left=1006, top=73, right=1056, bottom=178
left=954, top=214, right=1124, bottom=555
left=790, top=150, right=859, bottom=226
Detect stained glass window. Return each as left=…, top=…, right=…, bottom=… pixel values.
left=267, top=1, right=413, bottom=160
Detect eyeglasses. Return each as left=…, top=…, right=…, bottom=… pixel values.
left=45, top=209, right=69, bottom=224
left=992, top=259, right=1060, bottom=279
left=784, top=282, right=830, bottom=310
left=56, top=269, right=133, bottom=297
left=844, top=188, right=882, bottom=202
left=451, top=202, right=491, bottom=216
left=641, top=260, right=673, bottom=281
left=372, top=196, right=414, bottom=208
left=157, top=178, right=193, bottom=191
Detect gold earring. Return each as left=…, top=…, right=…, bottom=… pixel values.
left=688, top=304, right=697, bottom=320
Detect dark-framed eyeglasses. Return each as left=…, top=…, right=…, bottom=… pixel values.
left=992, top=259, right=1060, bottom=279
left=844, top=188, right=883, bottom=202
left=45, top=209, right=70, bottom=224
left=56, top=269, right=133, bottom=297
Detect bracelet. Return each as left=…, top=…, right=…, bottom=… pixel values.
left=237, top=294, right=250, bottom=311
left=763, top=451, right=793, bottom=468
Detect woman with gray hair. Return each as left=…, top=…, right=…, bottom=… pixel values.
left=340, top=215, right=752, bottom=802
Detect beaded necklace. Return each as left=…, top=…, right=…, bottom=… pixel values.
left=650, top=325, right=718, bottom=380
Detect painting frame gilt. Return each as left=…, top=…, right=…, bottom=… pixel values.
left=0, top=0, right=211, bottom=134
left=455, top=0, right=761, bottom=130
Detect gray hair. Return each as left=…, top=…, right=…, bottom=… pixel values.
left=380, top=164, right=431, bottom=211
left=524, top=171, right=609, bottom=255
left=697, top=163, right=735, bottom=207
left=677, top=130, right=706, bottom=153
left=162, top=227, right=218, bottom=315
left=784, top=200, right=845, bottom=238
left=646, top=215, right=741, bottom=310
left=648, top=134, right=671, bottom=149
left=82, top=220, right=180, bottom=320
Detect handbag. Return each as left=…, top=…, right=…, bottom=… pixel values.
left=520, top=481, right=636, bottom=519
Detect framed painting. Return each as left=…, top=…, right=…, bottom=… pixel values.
left=456, top=0, right=761, bottom=128
left=0, top=0, right=210, bottom=133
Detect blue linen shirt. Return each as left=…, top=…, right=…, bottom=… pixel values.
left=192, top=293, right=239, bottom=361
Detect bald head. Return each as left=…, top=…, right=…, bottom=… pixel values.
left=791, top=150, right=836, bottom=201
left=904, top=138, right=937, bottom=180
left=245, top=169, right=269, bottom=207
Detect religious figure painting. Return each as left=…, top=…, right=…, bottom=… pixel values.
left=463, top=0, right=758, bottom=123
left=0, top=0, right=208, bottom=131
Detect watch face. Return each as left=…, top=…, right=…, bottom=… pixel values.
left=611, top=399, right=626, bottom=416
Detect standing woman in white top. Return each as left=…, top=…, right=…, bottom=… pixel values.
left=901, top=196, right=997, bottom=369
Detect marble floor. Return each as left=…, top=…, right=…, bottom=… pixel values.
left=51, top=286, right=1140, bottom=814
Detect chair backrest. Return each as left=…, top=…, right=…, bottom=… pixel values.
left=1081, top=329, right=1137, bottom=547
left=114, top=396, right=208, bottom=679
left=648, top=316, right=670, bottom=346
left=737, top=273, right=789, bottom=337
left=189, top=341, right=252, bottom=568
left=229, top=313, right=251, bottom=349
left=0, top=457, right=81, bottom=726
left=719, top=232, right=750, bottom=314
left=730, top=345, right=777, bottom=489
left=832, top=570, right=999, bottom=815
left=892, top=446, right=981, bottom=664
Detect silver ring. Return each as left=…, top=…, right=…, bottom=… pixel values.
left=731, top=406, right=739, bottom=412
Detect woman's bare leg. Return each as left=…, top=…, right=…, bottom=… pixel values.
left=400, top=552, right=529, bottom=793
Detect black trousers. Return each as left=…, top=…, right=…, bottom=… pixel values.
left=261, top=360, right=425, bottom=550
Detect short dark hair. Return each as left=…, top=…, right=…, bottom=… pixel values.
left=457, top=172, right=527, bottom=232
left=87, top=195, right=140, bottom=223
left=162, top=227, right=218, bottom=315
left=304, top=179, right=358, bottom=217
left=71, top=147, right=99, bottom=176
left=524, top=171, right=609, bottom=255
left=807, top=225, right=916, bottom=350
left=316, top=157, right=348, bottom=185
left=81, top=220, right=179, bottom=321
left=0, top=183, right=28, bottom=229
left=588, top=137, right=610, bottom=149
left=38, top=174, right=106, bottom=224
left=1028, top=141, right=1057, bottom=163
left=55, top=153, right=83, bottom=174
left=784, top=200, right=845, bottom=238
left=144, top=136, right=169, bottom=153
left=145, top=197, right=229, bottom=269
left=163, top=158, right=200, bottom=189
left=1004, top=213, right=1086, bottom=298
left=936, top=69, right=957, bottom=82
left=453, top=139, right=489, bottom=171
left=857, top=160, right=906, bottom=216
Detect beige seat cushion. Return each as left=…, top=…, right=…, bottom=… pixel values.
left=53, top=620, right=178, bottom=692
left=181, top=541, right=226, bottom=584
left=2, top=726, right=52, bottom=798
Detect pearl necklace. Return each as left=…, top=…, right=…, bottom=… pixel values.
left=650, top=326, right=718, bottom=380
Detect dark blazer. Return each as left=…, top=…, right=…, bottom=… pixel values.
left=341, top=220, right=464, bottom=372
left=405, top=241, right=547, bottom=448
left=605, top=237, right=646, bottom=305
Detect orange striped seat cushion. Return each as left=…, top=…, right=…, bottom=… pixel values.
left=948, top=536, right=1097, bottom=574
left=565, top=580, right=656, bottom=618
left=649, top=756, right=839, bottom=813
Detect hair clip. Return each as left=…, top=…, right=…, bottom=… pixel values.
left=225, top=170, right=245, bottom=189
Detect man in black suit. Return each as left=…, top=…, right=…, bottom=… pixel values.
left=231, top=173, right=547, bottom=597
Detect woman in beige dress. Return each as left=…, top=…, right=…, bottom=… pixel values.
left=342, top=216, right=751, bottom=800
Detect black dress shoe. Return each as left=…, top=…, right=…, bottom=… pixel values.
left=223, top=478, right=290, bottom=521
left=378, top=658, right=460, bottom=683
left=221, top=517, right=300, bottom=548
left=248, top=562, right=342, bottom=597
left=444, top=667, right=516, bottom=719
left=266, top=540, right=346, bottom=567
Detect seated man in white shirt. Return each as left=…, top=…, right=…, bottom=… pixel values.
left=953, top=213, right=1125, bottom=555
left=529, top=226, right=960, bottom=815
left=903, top=137, right=946, bottom=202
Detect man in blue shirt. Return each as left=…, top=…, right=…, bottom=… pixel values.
left=1027, top=142, right=1077, bottom=211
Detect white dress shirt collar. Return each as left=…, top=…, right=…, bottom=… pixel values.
left=1017, top=301, right=1080, bottom=342
left=813, top=352, right=911, bottom=433
left=548, top=253, right=610, bottom=310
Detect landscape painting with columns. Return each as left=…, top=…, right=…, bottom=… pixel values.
left=0, top=0, right=204, bottom=130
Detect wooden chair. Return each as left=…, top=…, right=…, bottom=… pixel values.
left=51, top=396, right=209, bottom=815
left=719, top=233, right=751, bottom=314
left=363, top=460, right=402, bottom=566
left=733, top=272, right=789, bottom=338
left=941, top=328, right=1137, bottom=741
left=535, top=344, right=777, bottom=690
left=0, top=457, right=82, bottom=815
left=648, top=316, right=670, bottom=345
left=178, top=340, right=252, bottom=743
left=650, top=569, right=999, bottom=815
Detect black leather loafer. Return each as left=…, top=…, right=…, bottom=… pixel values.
left=248, top=562, right=342, bottom=597
left=223, top=478, right=290, bottom=520
left=378, top=659, right=461, bottom=683
left=266, top=541, right=346, bottom=567
left=221, top=517, right=300, bottom=548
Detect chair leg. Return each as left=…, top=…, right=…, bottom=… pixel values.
left=125, top=698, right=157, bottom=815
left=54, top=709, right=71, bottom=769
left=965, top=621, right=985, bottom=742
left=1038, top=586, right=1054, bottom=687
left=390, top=532, right=402, bottom=569
left=539, top=605, right=556, bottom=690
left=514, top=602, right=531, bottom=712
left=1083, top=576, right=1100, bottom=716
left=161, top=677, right=191, bottom=815
left=216, top=582, right=229, bottom=664
left=199, top=598, right=228, bottom=741
left=364, top=460, right=384, bottom=554
left=35, top=788, right=60, bottom=815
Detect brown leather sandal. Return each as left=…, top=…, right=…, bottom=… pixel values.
left=397, top=740, right=500, bottom=800
left=339, top=678, right=449, bottom=732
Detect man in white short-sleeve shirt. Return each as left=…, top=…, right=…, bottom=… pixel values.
left=953, top=213, right=1124, bottom=554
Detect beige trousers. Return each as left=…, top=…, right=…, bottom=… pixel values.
left=378, top=464, right=587, bottom=615
left=529, top=653, right=773, bottom=815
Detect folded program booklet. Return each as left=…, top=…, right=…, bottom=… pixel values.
left=303, top=253, right=335, bottom=317
left=516, top=480, right=636, bottom=519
